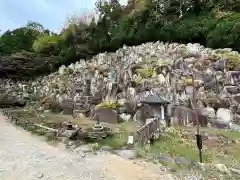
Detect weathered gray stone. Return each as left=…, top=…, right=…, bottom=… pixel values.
left=215, top=164, right=230, bottom=174
left=114, top=150, right=136, bottom=160
left=158, top=154, right=174, bottom=164
left=216, top=108, right=232, bottom=124
left=174, top=157, right=194, bottom=167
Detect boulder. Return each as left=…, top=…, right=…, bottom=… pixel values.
left=200, top=107, right=215, bottom=120
left=216, top=108, right=232, bottom=124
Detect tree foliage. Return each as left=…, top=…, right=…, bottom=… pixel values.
left=0, top=27, right=39, bottom=55
left=32, top=35, right=62, bottom=54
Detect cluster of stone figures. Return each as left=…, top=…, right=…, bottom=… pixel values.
left=68, top=44, right=240, bottom=132
left=0, top=42, right=240, bottom=131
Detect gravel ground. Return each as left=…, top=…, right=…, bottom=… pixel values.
left=0, top=113, right=175, bottom=180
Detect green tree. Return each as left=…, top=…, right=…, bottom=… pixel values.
left=0, top=27, right=39, bottom=55
left=32, top=34, right=62, bottom=54
left=25, top=21, right=44, bottom=33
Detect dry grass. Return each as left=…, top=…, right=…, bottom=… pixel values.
left=41, top=112, right=72, bottom=123
left=70, top=117, right=96, bottom=130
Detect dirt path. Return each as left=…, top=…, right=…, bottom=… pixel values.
left=0, top=113, right=175, bottom=180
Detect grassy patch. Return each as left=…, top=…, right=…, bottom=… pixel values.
left=149, top=127, right=240, bottom=168
left=97, top=121, right=140, bottom=149
left=216, top=130, right=240, bottom=140
left=191, top=127, right=240, bottom=141
left=99, top=133, right=126, bottom=149
left=150, top=128, right=214, bottom=163
left=224, top=143, right=240, bottom=161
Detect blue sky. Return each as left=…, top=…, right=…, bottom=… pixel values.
left=0, top=0, right=127, bottom=33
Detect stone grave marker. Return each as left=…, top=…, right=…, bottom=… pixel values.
left=61, top=99, right=73, bottom=115
left=94, top=107, right=118, bottom=124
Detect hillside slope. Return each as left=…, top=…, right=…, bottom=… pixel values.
left=1, top=41, right=240, bottom=131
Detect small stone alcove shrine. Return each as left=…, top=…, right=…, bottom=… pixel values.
left=140, top=94, right=170, bottom=124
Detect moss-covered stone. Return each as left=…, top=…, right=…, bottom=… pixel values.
left=226, top=54, right=240, bottom=71
left=182, top=77, right=194, bottom=86
left=134, top=76, right=145, bottom=84
left=157, top=60, right=171, bottom=66
left=136, top=66, right=153, bottom=78
left=95, top=101, right=119, bottom=109
left=182, top=48, right=189, bottom=58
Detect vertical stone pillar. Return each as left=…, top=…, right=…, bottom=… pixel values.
left=22, top=85, right=26, bottom=92
left=229, top=104, right=236, bottom=123
left=230, top=74, right=234, bottom=85
left=161, top=105, right=165, bottom=120
left=85, top=79, right=91, bottom=96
